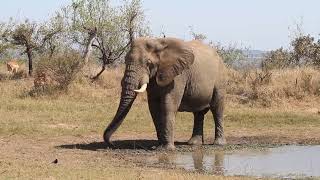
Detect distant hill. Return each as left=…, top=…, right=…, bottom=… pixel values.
left=244, top=50, right=267, bottom=59
left=233, top=50, right=268, bottom=69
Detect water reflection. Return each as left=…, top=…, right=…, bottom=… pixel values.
left=190, top=150, right=225, bottom=175
left=146, top=145, right=320, bottom=178
left=212, top=152, right=224, bottom=175
left=191, top=149, right=204, bottom=171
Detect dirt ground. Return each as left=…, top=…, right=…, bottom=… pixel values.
left=1, top=127, right=320, bottom=179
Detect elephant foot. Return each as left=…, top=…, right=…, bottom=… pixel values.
left=157, top=139, right=165, bottom=146
left=104, top=140, right=115, bottom=148
left=188, top=135, right=203, bottom=145
left=103, top=135, right=115, bottom=148
left=213, top=137, right=226, bottom=146
left=103, top=142, right=115, bottom=149
left=156, top=144, right=175, bottom=151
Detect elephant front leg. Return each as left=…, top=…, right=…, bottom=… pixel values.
left=160, top=110, right=176, bottom=150
left=158, top=96, right=177, bottom=151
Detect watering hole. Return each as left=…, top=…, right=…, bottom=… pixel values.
left=143, top=145, right=320, bottom=178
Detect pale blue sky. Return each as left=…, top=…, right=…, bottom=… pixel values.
left=1, top=0, right=320, bottom=50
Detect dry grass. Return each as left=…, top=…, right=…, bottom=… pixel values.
left=0, top=63, right=28, bottom=81
left=226, top=67, right=320, bottom=107
left=90, top=66, right=124, bottom=90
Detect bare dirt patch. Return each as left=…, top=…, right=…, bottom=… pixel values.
left=1, top=132, right=319, bottom=179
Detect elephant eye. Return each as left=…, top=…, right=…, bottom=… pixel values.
left=158, top=72, right=164, bottom=80
left=147, top=59, right=155, bottom=71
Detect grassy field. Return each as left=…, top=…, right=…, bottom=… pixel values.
left=0, top=67, right=320, bottom=179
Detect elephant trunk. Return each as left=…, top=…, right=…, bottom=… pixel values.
left=103, top=67, right=138, bottom=143
left=103, top=94, right=136, bottom=143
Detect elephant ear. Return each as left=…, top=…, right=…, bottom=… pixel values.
left=155, top=38, right=195, bottom=87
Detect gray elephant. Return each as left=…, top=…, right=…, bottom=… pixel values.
left=103, top=37, right=226, bottom=150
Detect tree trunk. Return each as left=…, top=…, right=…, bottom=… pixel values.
left=83, top=35, right=96, bottom=65
left=91, top=52, right=108, bottom=81
left=83, top=28, right=97, bottom=65
left=91, top=64, right=106, bottom=81
left=26, top=47, right=33, bottom=76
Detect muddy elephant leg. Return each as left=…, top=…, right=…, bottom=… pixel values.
left=160, top=109, right=176, bottom=150
left=210, top=88, right=226, bottom=145
left=147, top=98, right=165, bottom=145
left=158, top=95, right=179, bottom=151
left=188, top=108, right=209, bottom=145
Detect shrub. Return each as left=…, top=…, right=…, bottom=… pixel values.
left=226, top=67, right=320, bottom=107
left=10, top=69, right=28, bottom=80
left=262, top=35, right=320, bottom=69
left=30, top=52, right=82, bottom=96
left=262, top=48, right=292, bottom=69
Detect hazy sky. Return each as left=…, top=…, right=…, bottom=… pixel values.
left=1, top=0, right=320, bottom=50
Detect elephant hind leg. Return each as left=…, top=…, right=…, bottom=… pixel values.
left=210, top=87, right=226, bottom=145
left=188, top=108, right=209, bottom=145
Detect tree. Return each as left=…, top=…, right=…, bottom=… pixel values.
left=3, top=19, right=63, bottom=76
left=286, top=20, right=320, bottom=67
left=9, top=20, right=39, bottom=76
left=291, top=35, right=315, bottom=66
left=313, top=40, right=320, bottom=67
left=0, top=21, right=14, bottom=57
left=262, top=47, right=292, bottom=70
left=63, top=0, right=149, bottom=79
left=38, top=14, right=65, bottom=57
left=189, top=26, right=207, bottom=41
left=262, top=34, right=320, bottom=69
left=91, top=0, right=149, bottom=80
left=215, top=42, right=249, bottom=67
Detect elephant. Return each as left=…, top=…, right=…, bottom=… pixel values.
left=103, top=37, right=226, bottom=150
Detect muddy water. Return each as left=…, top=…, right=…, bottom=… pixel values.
left=145, top=145, right=320, bottom=178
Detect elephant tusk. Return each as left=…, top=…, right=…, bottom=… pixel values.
left=134, top=83, right=148, bottom=93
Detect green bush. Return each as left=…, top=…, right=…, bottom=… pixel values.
left=262, top=35, right=320, bottom=70
left=262, top=48, right=292, bottom=70
left=30, top=52, right=83, bottom=96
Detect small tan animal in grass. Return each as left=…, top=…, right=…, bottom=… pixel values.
left=6, top=60, right=19, bottom=74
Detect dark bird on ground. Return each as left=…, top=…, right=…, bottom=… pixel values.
left=52, top=159, right=58, bottom=164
